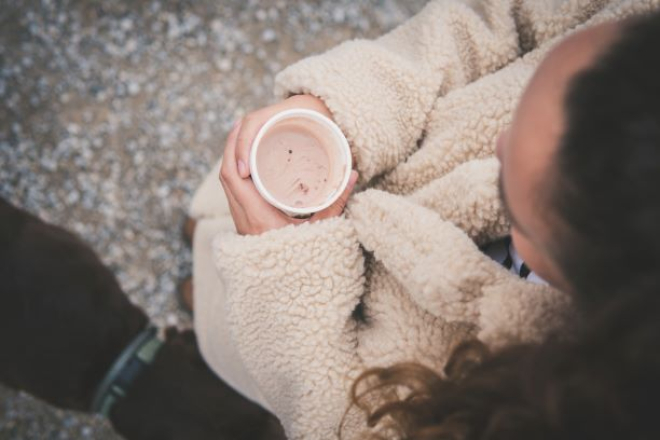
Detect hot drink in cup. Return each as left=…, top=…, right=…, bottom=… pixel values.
left=249, top=109, right=352, bottom=217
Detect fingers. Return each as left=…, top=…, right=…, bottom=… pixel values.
left=220, top=122, right=288, bottom=219
left=219, top=173, right=248, bottom=231
left=234, top=111, right=270, bottom=179
left=221, top=118, right=268, bottom=203
left=220, top=118, right=259, bottom=211
left=219, top=119, right=242, bottom=185
left=310, top=170, right=359, bottom=222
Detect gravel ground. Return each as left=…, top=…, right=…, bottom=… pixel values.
left=0, top=0, right=427, bottom=438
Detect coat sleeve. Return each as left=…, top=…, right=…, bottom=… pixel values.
left=407, top=157, right=509, bottom=246
left=347, top=189, right=573, bottom=347
left=211, top=217, right=365, bottom=439
left=274, top=0, right=616, bottom=183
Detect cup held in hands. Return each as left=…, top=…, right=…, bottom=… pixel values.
left=249, top=108, right=352, bottom=217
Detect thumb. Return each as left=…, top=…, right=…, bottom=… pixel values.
left=310, top=170, right=359, bottom=222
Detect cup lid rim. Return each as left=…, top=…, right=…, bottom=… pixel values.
left=248, top=108, right=353, bottom=215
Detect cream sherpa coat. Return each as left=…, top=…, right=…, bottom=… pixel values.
left=189, top=1, right=659, bottom=438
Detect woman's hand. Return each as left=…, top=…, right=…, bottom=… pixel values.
left=219, top=95, right=358, bottom=236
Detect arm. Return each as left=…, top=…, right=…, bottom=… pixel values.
left=212, top=217, right=366, bottom=439
left=407, top=157, right=509, bottom=245
left=347, top=190, right=572, bottom=345
left=275, top=0, right=618, bottom=182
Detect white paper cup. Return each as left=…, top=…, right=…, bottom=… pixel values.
left=249, top=108, right=352, bottom=217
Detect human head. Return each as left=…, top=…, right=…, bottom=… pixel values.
left=497, top=13, right=660, bottom=307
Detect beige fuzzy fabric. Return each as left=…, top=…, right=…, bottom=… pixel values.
left=189, top=0, right=660, bottom=438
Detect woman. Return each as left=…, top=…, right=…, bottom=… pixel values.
left=185, top=1, right=660, bottom=438
left=350, top=11, right=660, bottom=439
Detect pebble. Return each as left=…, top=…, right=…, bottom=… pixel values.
left=261, top=28, right=277, bottom=43
left=255, top=9, right=268, bottom=21
left=215, top=58, right=232, bottom=72
left=127, top=81, right=141, bottom=95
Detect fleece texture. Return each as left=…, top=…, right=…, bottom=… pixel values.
left=189, top=0, right=660, bottom=438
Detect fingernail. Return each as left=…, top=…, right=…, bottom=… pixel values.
left=238, top=160, right=248, bottom=178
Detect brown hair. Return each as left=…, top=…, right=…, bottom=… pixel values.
left=348, top=290, right=660, bottom=439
